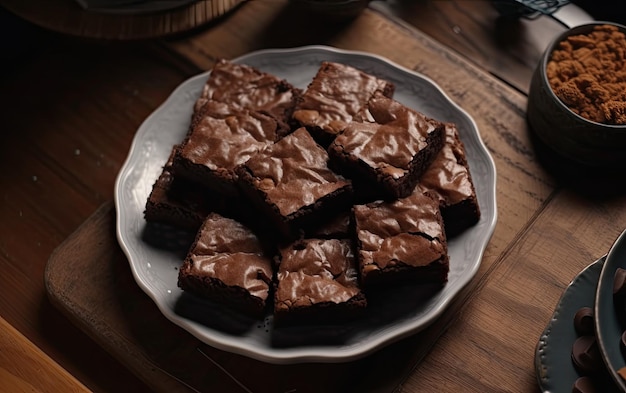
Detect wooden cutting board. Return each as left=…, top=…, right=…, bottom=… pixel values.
left=45, top=201, right=437, bottom=393
left=43, top=3, right=570, bottom=392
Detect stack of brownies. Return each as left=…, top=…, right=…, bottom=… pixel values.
left=144, top=58, right=481, bottom=333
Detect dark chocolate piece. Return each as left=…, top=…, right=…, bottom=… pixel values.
left=613, top=267, right=626, bottom=298
left=613, top=267, right=626, bottom=328
left=572, top=376, right=599, bottom=393
left=571, top=335, right=603, bottom=376
left=574, top=307, right=595, bottom=336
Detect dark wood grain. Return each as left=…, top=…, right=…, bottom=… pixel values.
left=45, top=1, right=567, bottom=392
left=46, top=202, right=445, bottom=393
left=372, top=0, right=567, bottom=93
left=4, top=0, right=626, bottom=392
left=0, top=314, right=91, bottom=392
left=0, top=20, right=198, bottom=392
left=1, top=0, right=246, bottom=40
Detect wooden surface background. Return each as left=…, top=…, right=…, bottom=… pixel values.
left=2, top=0, right=626, bottom=392
left=0, top=314, right=90, bottom=392
left=0, top=0, right=246, bottom=40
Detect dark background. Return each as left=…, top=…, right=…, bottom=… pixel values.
left=572, top=0, right=626, bottom=24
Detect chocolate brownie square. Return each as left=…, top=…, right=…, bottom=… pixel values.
left=328, top=93, right=445, bottom=200
left=177, top=213, right=274, bottom=319
left=273, top=238, right=366, bottom=327
left=172, top=100, right=283, bottom=198
left=144, top=145, right=227, bottom=231
left=292, top=61, right=395, bottom=146
left=194, top=59, right=301, bottom=134
left=416, top=122, right=481, bottom=237
left=235, top=127, right=353, bottom=242
left=353, top=190, right=449, bottom=290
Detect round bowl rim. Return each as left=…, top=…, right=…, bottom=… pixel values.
left=539, top=20, right=626, bottom=130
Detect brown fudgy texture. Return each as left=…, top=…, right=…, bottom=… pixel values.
left=415, top=122, right=480, bottom=237
left=194, top=59, right=301, bottom=134
left=273, top=238, right=366, bottom=327
left=328, top=93, right=445, bottom=200
left=177, top=213, right=274, bottom=319
left=144, top=145, right=227, bottom=231
left=292, top=61, right=395, bottom=146
left=172, top=100, right=283, bottom=198
left=353, top=190, right=449, bottom=290
left=303, top=210, right=352, bottom=239
left=235, top=127, right=354, bottom=242
left=144, top=60, right=481, bottom=330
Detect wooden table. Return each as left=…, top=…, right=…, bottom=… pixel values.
left=2, top=0, right=625, bottom=392
left=0, top=0, right=246, bottom=40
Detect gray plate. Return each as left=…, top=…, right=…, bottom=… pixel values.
left=596, top=229, right=626, bottom=392
left=114, top=45, right=497, bottom=364
left=535, top=256, right=608, bottom=392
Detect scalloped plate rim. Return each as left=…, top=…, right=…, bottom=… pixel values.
left=114, top=45, right=497, bottom=364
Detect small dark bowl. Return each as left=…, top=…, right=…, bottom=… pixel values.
left=527, top=22, right=626, bottom=169
left=290, top=0, right=370, bottom=21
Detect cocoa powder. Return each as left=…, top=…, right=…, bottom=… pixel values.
left=547, top=24, right=626, bottom=125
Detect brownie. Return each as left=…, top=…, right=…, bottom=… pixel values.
left=303, top=210, right=352, bottom=239
left=353, top=190, right=449, bottom=290
left=292, top=61, right=395, bottom=146
left=172, top=100, right=283, bottom=198
left=415, top=122, right=480, bottom=237
left=177, top=213, right=274, bottom=319
left=194, top=59, right=301, bottom=134
left=144, top=145, right=227, bottom=231
left=328, top=93, right=445, bottom=200
left=235, top=127, right=354, bottom=242
left=273, top=238, right=366, bottom=327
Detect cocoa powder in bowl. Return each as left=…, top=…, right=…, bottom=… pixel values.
left=526, top=22, right=626, bottom=169
left=547, top=24, right=626, bottom=125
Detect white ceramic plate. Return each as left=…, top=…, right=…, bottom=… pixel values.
left=535, top=256, right=614, bottom=392
left=114, top=45, right=497, bottom=364
left=596, top=229, right=626, bottom=391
